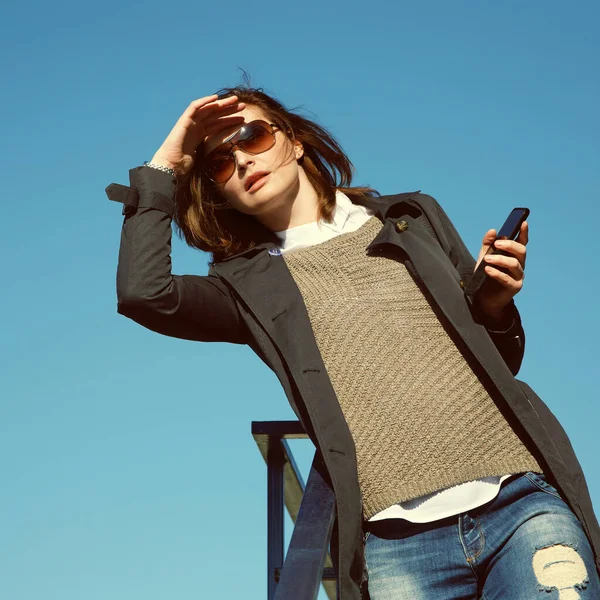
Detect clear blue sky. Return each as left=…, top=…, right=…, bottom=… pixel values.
left=1, top=1, right=599, bottom=598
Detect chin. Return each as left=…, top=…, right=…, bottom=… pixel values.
left=246, top=180, right=284, bottom=204
left=231, top=194, right=276, bottom=216
left=232, top=173, right=296, bottom=213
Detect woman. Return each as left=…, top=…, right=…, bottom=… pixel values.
left=106, top=88, right=600, bottom=599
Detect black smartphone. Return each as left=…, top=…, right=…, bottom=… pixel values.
left=463, top=207, right=530, bottom=299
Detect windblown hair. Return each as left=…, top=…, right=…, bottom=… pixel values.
left=173, top=86, right=378, bottom=264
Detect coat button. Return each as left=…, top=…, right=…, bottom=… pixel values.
left=268, top=248, right=282, bottom=256
left=460, top=280, right=465, bottom=288
left=395, top=220, right=409, bottom=232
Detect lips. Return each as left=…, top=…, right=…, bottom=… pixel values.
left=245, top=171, right=270, bottom=192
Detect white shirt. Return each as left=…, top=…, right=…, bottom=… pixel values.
left=275, top=190, right=512, bottom=523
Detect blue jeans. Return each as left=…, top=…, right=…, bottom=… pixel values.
left=364, top=472, right=600, bottom=599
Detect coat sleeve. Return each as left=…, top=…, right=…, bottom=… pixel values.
left=106, top=166, right=249, bottom=345
left=414, top=193, right=525, bottom=375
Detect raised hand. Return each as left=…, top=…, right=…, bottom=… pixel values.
left=150, top=94, right=246, bottom=177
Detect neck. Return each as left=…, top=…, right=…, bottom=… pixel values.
left=254, top=167, right=321, bottom=233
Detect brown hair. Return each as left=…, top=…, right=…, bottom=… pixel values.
left=173, top=86, right=378, bottom=264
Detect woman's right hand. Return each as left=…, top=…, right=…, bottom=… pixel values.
left=150, top=94, right=246, bottom=177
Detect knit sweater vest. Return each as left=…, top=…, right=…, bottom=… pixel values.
left=282, top=215, right=541, bottom=520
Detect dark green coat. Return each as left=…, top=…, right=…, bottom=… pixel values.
left=107, top=167, right=600, bottom=599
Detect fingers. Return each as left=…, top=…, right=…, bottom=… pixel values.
left=517, top=220, right=529, bottom=246
left=196, top=96, right=247, bottom=137
left=494, top=237, right=527, bottom=269
left=182, top=94, right=219, bottom=119
left=181, top=96, right=246, bottom=136
left=476, top=221, right=530, bottom=273
left=203, top=115, right=247, bottom=137
left=483, top=262, right=524, bottom=294
left=476, top=229, right=497, bottom=267
left=192, top=95, right=245, bottom=119
left=483, top=253, right=524, bottom=281
left=185, top=94, right=241, bottom=117
left=201, top=98, right=246, bottom=120
left=482, top=228, right=497, bottom=247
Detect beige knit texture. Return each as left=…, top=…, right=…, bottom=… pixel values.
left=282, top=216, right=541, bottom=520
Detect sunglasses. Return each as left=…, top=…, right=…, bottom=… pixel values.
left=202, top=120, right=279, bottom=183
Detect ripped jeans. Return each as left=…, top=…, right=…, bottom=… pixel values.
left=364, top=472, right=600, bottom=599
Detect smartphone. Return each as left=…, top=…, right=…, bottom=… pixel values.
left=463, top=207, right=530, bottom=299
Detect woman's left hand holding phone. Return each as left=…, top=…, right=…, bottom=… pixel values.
left=473, top=221, right=529, bottom=323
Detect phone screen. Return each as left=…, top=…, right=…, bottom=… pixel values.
left=497, top=208, right=529, bottom=240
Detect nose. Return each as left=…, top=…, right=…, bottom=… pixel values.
left=232, top=147, right=254, bottom=172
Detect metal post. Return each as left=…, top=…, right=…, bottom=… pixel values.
left=273, top=455, right=336, bottom=600
left=253, top=421, right=337, bottom=599
left=267, top=436, right=284, bottom=600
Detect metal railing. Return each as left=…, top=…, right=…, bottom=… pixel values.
left=252, top=420, right=337, bottom=600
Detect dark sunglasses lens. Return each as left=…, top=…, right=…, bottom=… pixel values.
left=207, top=154, right=235, bottom=183
left=238, top=122, right=276, bottom=154
left=204, top=121, right=276, bottom=182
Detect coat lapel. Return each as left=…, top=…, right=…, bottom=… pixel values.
left=213, top=249, right=358, bottom=453
left=211, top=192, right=418, bottom=368
left=213, top=191, right=513, bottom=392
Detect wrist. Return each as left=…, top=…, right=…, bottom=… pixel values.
left=483, top=306, right=505, bottom=322
left=487, top=312, right=513, bottom=331
left=481, top=303, right=514, bottom=332
left=149, top=154, right=177, bottom=171
left=475, top=297, right=512, bottom=327
left=143, top=158, right=177, bottom=179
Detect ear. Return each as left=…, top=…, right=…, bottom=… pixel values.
left=294, top=140, right=304, bottom=160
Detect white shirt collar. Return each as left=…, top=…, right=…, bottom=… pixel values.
left=274, top=190, right=356, bottom=247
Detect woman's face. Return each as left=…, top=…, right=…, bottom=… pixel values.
left=202, top=105, right=304, bottom=221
